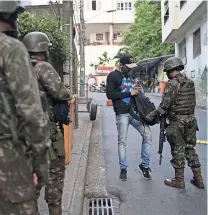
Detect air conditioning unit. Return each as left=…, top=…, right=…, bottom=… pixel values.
left=117, top=32, right=123, bottom=37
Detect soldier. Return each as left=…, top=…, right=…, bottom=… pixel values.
left=146, top=57, right=205, bottom=189
left=0, top=1, right=51, bottom=215
left=22, top=31, right=76, bottom=215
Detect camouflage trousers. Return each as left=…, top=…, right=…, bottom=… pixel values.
left=166, top=115, right=201, bottom=169
left=35, top=156, right=66, bottom=214
left=0, top=140, right=38, bottom=215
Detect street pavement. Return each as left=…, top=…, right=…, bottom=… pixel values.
left=90, top=92, right=207, bottom=215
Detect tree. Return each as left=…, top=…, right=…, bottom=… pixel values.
left=123, top=1, right=174, bottom=62
left=18, top=12, right=69, bottom=61
left=90, top=51, right=111, bottom=72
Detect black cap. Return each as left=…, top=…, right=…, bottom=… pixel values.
left=120, top=54, right=137, bottom=68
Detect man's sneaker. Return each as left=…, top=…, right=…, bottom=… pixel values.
left=138, top=164, right=152, bottom=180
left=120, top=169, right=127, bottom=181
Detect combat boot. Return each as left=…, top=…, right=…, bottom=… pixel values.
left=164, top=168, right=185, bottom=189
left=48, top=205, right=62, bottom=215
left=190, top=167, right=205, bottom=189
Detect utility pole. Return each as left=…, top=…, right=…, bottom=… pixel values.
left=79, top=0, right=85, bottom=97
left=63, top=0, right=74, bottom=91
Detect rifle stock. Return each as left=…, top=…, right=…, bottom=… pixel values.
left=158, top=114, right=166, bottom=165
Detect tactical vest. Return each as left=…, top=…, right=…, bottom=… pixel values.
left=169, top=76, right=195, bottom=115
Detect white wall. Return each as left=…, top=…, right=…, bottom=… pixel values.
left=161, top=0, right=205, bottom=42
left=84, top=45, right=123, bottom=75
left=83, top=0, right=135, bottom=24
left=175, top=12, right=207, bottom=79
left=178, top=0, right=204, bottom=27
left=161, top=0, right=179, bottom=42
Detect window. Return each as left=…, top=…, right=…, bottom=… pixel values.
left=114, top=33, right=118, bottom=40
left=191, top=70, right=195, bottom=78
left=180, top=0, right=187, bottom=9
left=125, top=2, right=132, bottom=10
left=193, top=28, right=201, bottom=58
left=92, top=0, right=96, bottom=10
left=178, top=38, right=187, bottom=65
left=117, top=1, right=132, bottom=10
left=164, top=0, right=169, bottom=24
left=90, top=0, right=101, bottom=10
left=96, top=34, right=103, bottom=41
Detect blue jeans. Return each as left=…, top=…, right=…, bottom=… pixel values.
left=116, top=113, right=152, bottom=170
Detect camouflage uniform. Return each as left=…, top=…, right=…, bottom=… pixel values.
left=22, top=32, right=72, bottom=215
left=0, top=24, right=50, bottom=215
left=34, top=61, right=71, bottom=215
left=147, top=57, right=204, bottom=189
left=158, top=73, right=200, bottom=169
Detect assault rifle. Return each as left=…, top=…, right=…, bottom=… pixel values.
left=158, top=114, right=166, bottom=165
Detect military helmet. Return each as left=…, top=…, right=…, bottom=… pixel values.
left=0, top=0, right=25, bottom=22
left=22, top=31, right=52, bottom=53
left=0, top=0, right=25, bottom=35
left=163, top=57, right=184, bottom=73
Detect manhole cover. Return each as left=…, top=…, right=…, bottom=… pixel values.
left=88, top=198, right=114, bottom=215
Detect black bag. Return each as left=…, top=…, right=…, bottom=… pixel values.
left=54, top=100, right=71, bottom=125
left=130, top=91, right=159, bottom=126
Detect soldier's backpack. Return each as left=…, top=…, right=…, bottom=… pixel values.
left=54, top=99, right=71, bottom=125
left=130, top=91, right=159, bottom=126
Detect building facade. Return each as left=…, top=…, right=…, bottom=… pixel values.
left=73, top=0, right=136, bottom=76
left=78, top=0, right=135, bottom=46
left=161, top=0, right=207, bottom=81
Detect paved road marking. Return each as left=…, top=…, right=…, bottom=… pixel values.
left=197, top=140, right=208, bottom=144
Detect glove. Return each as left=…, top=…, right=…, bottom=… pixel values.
left=145, top=110, right=158, bottom=122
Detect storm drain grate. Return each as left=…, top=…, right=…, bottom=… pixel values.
left=88, top=198, right=114, bottom=215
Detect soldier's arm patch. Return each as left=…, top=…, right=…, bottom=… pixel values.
left=164, top=88, right=169, bottom=93
left=158, top=83, right=178, bottom=111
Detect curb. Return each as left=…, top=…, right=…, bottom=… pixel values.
left=147, top=93, right=207, bottom=110
left=68, top=120, right=93, bottom=215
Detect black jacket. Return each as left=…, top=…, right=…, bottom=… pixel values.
left=106, top=70, right=131, bottom=115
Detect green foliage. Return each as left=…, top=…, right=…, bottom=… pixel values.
left=18, top=12, right=69, bottom=61
left=113, top=46, right=131, bottom=66
left=123, top=1, right=174, bottom=62
left=90, top=51, right=111, bottom=72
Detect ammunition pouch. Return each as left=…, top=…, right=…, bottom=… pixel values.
left=48, top=128, right=65, bottom=160
left=52, top=137, right=65, bottom=157
left=52, top=129, right=65, bottom=157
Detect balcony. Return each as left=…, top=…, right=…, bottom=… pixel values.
left=162, top=0, right=206, bottom=43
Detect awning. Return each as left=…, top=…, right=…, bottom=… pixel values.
left=131, top=54, right=174, bottom=80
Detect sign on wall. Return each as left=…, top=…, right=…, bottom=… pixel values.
left=97, top=66, right=114, bottom=75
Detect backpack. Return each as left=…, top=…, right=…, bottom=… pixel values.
left=54, top=99, right=71, bottom=125
left=130, top=91, right=159, bottom=126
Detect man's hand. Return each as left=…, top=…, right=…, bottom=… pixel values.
left=130, top=89, right=138, bottom=96
left=69, top=94, right=77, bottom=104
left=145, top=110, right=158, bottom=122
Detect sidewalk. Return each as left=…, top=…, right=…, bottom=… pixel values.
left=38, top=110, right=92, bottom=215
left=147, top=92, right=207, bottom=110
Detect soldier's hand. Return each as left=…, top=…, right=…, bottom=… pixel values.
left=69, top=94, right=77, bottom=104
left=130, top=89, right=138, bottom=96
left=33, top=173, right=38, bottom=185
